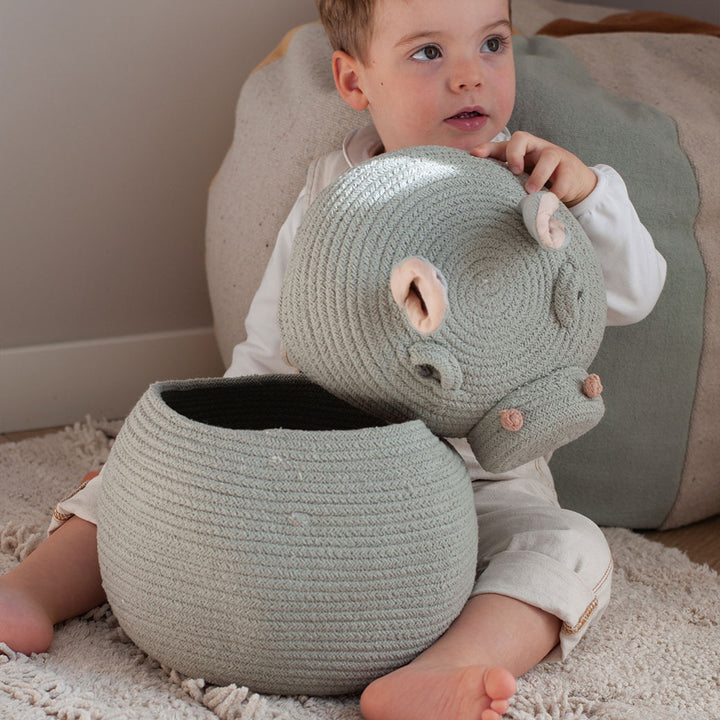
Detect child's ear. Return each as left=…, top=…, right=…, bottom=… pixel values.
left=332, top=50, right=369, bottom=111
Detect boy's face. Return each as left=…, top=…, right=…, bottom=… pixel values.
left=334, top=0, right=515, bottom=153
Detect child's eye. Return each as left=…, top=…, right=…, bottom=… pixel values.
left=481, top=36, right=506, bottom=53
left=411, top=45, right=442, bottom=61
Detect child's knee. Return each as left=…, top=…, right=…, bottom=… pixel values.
left=559, top=509, right=612, bottom=585
left=484, top=503, right=611, bottom=581
left=535, top=508, right=613, bottom=613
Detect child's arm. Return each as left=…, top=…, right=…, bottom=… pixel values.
left=225, top=140, right=354, bottom=378
left=224, top=187, right=310, bottom=378
left=473, top=132, right=667, bottom=325
left=568, top=164, right=666, bottom=325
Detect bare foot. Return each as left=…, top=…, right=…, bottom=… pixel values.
left=0, top=514, right=106, bottom=656
left=0, top=579, right=54, bottom=655
left=360, top=662, right=516, bottom=720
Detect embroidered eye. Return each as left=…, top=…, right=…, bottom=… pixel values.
left=412, top=45, right=441, bottom=61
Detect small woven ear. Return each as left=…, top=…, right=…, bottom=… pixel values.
left=519, top=191, right=567, bottom=250
left=390, top=257, right=447, bottom=334
left=553, top=261, right=582, bottom=328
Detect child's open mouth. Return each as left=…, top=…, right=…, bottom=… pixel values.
left=445, top=108, right=488, bottom=132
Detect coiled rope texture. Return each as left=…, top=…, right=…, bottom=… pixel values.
left=98, top=375, right=477, bottom=695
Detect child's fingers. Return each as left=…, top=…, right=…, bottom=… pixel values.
left=524, top=149, right=561, bottom=193
left=503, top=132, right=534, bottom=174
left=474, top=132, right=596, bottom=206
left=472, top=137, right=531, bottom=175
left=470, top=141, right=509, bottom=160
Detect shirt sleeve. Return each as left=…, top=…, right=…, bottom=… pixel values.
left=570, top=164, right=667, bottom=326
left=224, top=187, right=308, bottom=378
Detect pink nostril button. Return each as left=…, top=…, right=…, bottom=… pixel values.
left=500, top=409, right=524, bottom=432
left=583, top=374, right=603, bottom=398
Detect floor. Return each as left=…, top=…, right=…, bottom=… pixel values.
left=2, top=426, right=719, bottom=573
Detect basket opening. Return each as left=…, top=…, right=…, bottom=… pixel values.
left=161, top=377, right=387, bottom=432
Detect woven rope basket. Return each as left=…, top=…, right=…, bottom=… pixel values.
left=97, top=375, right=477, bottom=695
left=279, top=148, right=606, bottom=472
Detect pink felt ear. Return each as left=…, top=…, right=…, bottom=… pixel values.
left=520, top=191, right=567, bottom=249
left=390, top=258, right=447, bottom=334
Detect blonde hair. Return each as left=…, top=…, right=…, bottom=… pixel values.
left=316, top=0, right=512, bottom=64
left=315, top=0, right=377, bottom=64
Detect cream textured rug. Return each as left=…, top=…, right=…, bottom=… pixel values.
left=1, top=419, right=719, bottom=719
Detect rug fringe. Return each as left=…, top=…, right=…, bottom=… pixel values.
left=0, top=521, right=44, bottom=562
left=168, top=670, right=278, bottom=720
left=62, top=414, right=121, bottom=469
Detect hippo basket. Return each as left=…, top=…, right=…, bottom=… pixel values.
left=97, top=374, right=477, bottom=695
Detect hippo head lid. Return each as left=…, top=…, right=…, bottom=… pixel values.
left=278, top=146, right=607, bottom=472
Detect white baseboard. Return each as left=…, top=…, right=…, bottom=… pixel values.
left=1, top=327, right=225, bottom=432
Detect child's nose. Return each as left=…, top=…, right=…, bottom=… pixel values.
left=450, top=59, right=484, bottom=91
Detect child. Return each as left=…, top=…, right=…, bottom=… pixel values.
left=1, top=1, right=666, bottom=719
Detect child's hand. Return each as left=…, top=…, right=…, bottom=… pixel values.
left=471, top=131, right=597, bottom=208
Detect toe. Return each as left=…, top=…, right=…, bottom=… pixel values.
left=484, top=666, right=516, bottom=701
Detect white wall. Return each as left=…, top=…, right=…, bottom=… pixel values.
left=0, top=0, right=318, bottom=430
